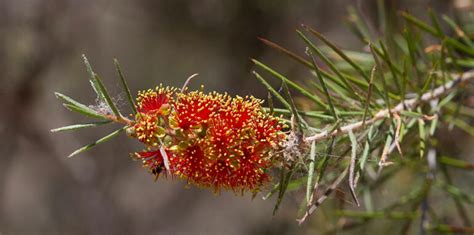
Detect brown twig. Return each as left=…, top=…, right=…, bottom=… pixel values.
left=305, top=71, right=474, bottom=143
left=104, top=114, right=134, bottom=126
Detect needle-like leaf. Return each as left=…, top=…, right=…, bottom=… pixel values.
left=297, top=30, right=360, bottom=100
left=282, top=81, right=304, bottom=133
left=306, top=140, right=317, bottom=204
left=50, top=121, right=112, bottom=133
left=348, top=130, right=360, bottom=206
left=253, top=71, right=291, bottom=110
left=253, top=59, right=327, bottom=109
left=55, top=92, right=106, bottom=119
left=114, top=58, right=137, bottom=115
left=308, top=49, right=339, bottom=120
left=418, top=117, right=426, bottom=158
left=303, top=24, right=370, bottom=82
left=442, top=15, right=473, bottom=48
left=401, top=12, right=474, bottom=56
left=83, top=55, right=106, bottom=102
left=93, top=74, right=123, bottom=119
left=67, top=127, right=126, bottom=158
left=370, top=45, right=392, bottom=117
left=273, top=166, right=295, bottom=215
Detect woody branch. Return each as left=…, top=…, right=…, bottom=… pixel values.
left=305, top=71, right=474, bottom=143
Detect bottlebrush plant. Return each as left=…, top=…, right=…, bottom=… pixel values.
left=53, top=7, right=474, bottom=234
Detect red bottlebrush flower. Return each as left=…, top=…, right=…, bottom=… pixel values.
left=136, top=85, right=175, bottom=115
left=133, top=150, right=165, bottom=176
left=133, top=114, right=164, bottom=145
left=131, top=86, right=286, bottom=193
left=171, top=91, right=223, bottom=131
left=134, top=85, right=175, bottom=145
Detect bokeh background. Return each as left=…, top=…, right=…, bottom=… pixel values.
left=0, top=0, right=472, bottom=234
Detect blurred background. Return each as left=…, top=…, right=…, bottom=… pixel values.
left=0, top=0, right=472, bottom=234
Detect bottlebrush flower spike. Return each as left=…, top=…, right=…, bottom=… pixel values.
left=136, top=85, right=175, bottom=115
left=133, top=85, right=175, bottom=145
left=131, top=86, right=286, bottom=193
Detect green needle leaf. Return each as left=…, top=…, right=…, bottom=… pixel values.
left=379, top=42, right=402, bottom=97
left=418, top=118, right=426, bottom=158
left=258, top=36, right=367, bottom=99
left=371, top=43, right=403, bottom=76
left=253, top=71, right=291, bottom=110
left=297, top=30, right=360, bottom=99
left=348, top=130, right=360, bottom=206
left=360, top=125, right=375, bottom=170
left=62, top=104, right=106, bottom=119
left=263, top=183, right=280, bottom=200
left=50, top=121, right=112, bottom=133
left=442, top=15, right=473, bottom=48
left=452, top=118, right=474, bottom=137
left=303, top=25, right=370, bottom=82
left=83, top=55, right=123, bottom=119
left=439, top=156, right=474, bottom=170
left=273, top=166, right=295, bottom=215
left=306, top=140, right=317, bottom=204
left=281, top=80, right=306, bottom=132
left=308, top=48, right=340, bottom=120
left=362, top=66, right=376, bottom=125
left=401, top=11, right=438, bottom=35
left=83, top=55, right=106, bottom=102
left=258, top=37, right=313, bottom=68
left=401, top=12, right=474, bottom=56
left=440, top=182, right=474, bottom=203
left=114, top=58, right=137, bottom=115
left=267, top=108, right=334, bottom=121
left=93, top=73, right=123, bottom=119
left=252, top=59, right=327, bottom=109
left=67, top=127, right=126, bottom=158
left=55, top=92, right=106, bottom=119
left=370, top=45, right=392, bottom=116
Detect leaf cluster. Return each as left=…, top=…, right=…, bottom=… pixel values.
left=52, top=56, right=136, bottom=158
left=254, top=5, right=474, bottom=232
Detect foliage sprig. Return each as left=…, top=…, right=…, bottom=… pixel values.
left=53, top=7, right=474, bottom=233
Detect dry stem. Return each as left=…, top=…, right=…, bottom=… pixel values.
left=305, top=71, right=474, bottom=143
